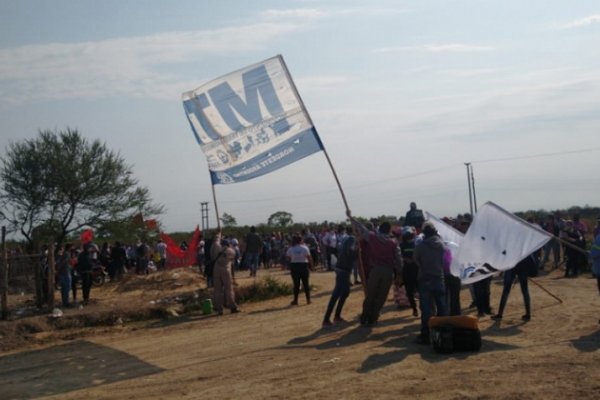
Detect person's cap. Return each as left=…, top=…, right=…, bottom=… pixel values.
left=422, top=221, right=437, bottom=233
left=221, top=239, right=230, bottom=246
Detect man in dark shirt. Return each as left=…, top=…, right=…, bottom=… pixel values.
left=244, top=226, right=263, bottom=277
left=404, top=202, right=425, bottom=230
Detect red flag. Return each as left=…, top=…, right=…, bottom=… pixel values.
left=161, top=226, right=202, bottom=269
left=80, top=229, right=93, bottom=244
left=145, top=219, right=158, bottom=230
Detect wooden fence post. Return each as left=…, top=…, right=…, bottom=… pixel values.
left=47, top=243, right=55, bottom=310
left=35, top=245, right=43, bottom=309
left=1, top=227, right=8, bottom=320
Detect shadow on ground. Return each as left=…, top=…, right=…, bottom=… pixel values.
left=0, top=340, right=164, bottom=399
left=285, top=314, right=521, bottom=375
left=571, top=328, right=600, bottom=352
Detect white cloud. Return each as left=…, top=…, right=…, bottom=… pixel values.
left=374, top=43, right=494, bottom=53
left=261, top=5, right=405, bottom=20
left=561, top=14, right=600, bottom=29
left=0, top=22, right=306, bottom=102
left=295, top=75, right=352, bottom=91
left=261, top=8, right=327, bottom=19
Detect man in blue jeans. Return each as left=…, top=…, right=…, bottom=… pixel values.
left=414, top=222, right=448, bottom=344
left=244, top=226, right=262, bottom=277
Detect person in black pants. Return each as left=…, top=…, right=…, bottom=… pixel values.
left=492, top=255, right=533, bottom=321
left=77, top=244, right=94, bottom=305
left=77, top=244, right=92, bottom=304
left=286, top=235, right=314, bottom=305
left=563, top=221, right=584, bottom=277
left=322, top=236, right=358, bottom=327
left=400, top=228, right=419, bottom=317
left=445, top=273, right=462, bottom=316
left=474, top=276, right=492, bottom=317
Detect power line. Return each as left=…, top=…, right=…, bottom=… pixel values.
left=219, top=147, right=600, bottom=205
left=471, top=147, right=600, bottom=164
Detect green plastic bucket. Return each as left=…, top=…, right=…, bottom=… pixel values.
left=202, top=299, right=213, bottom=315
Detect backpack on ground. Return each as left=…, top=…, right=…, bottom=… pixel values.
left=429, top=315, right=481, bottom=354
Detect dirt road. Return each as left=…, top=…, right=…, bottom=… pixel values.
left=1, top=268, right=599, bottom=399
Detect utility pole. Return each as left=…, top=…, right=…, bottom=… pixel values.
left=470, top=163, right=478, bottom=213
left=465, top=163, right=474, bottom=216
left=200, top=202, right=209, bottom=231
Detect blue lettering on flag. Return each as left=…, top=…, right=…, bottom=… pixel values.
left=209, top=127, right=323, bottom=184
left=185, top=64, right=290, bottom=145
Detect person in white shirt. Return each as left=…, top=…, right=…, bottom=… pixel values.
left=286, top=235, right=314, bottom=305
left=322, top=226, right=337, bottom=271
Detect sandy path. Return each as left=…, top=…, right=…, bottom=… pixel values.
left=2, top=268, right=599, bottom=399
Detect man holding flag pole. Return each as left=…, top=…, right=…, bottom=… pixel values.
left=182, top=54, right=367, bottom=293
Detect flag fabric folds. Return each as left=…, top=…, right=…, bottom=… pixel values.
left=160, top=226, right=202, bottom=269
left=440, top=202, right=552, bottom=284
left=424, top=212, right=464, bottom=270
left=182, top=55, right=324, bottom=184
left=425, top=212, right=464, bottom=247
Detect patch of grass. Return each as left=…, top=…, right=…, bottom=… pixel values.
left=235, top=276, right=293, bottom=303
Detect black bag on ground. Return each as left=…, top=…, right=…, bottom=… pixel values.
left=431, top=326, right=482, bottom=354
left=431, top=326, right=454, bottom=354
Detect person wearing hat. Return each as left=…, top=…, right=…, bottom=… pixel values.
left=211, top=232, right=240, bottom=315
left=413, top=221, right=448, bottom=344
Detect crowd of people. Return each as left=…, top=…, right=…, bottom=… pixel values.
left=198, top=206, right=591, bottom=339
left=34, top=201, right=600, bottom=338
left=201, top=202, right=599, bottom=345
left=39, top=238, right=172, bottom=308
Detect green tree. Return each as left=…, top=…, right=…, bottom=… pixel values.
left=267, top=211, right=293, bottom=228
left=220, top=212, right=237, bottom=228
left=0, top=128, right=163, bottom=247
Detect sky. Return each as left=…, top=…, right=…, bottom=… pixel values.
left=1, top=0, right=599, bottom=232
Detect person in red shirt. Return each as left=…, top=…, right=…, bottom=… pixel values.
left=347, top=210, right=403, bottom=326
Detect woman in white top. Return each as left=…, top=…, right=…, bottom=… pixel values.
left=286, top=235, right=314, bottom=305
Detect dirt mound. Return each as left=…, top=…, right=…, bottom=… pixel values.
left=114, top=268, right=203, bottom=293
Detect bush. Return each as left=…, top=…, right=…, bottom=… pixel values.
left=235, top=276, right=292, bottom=303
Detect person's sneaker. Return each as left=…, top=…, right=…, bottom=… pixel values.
left=290, top=300, right=298, bottom=306
left=521, top=314, right=531, bottom=321
left=217, top=310, right=224, bottom=316
left=333, top=317, right=347, bottom=324
left=307, top=299, right=312, bottom=305
left=491, top=314, right=503, bottom=320
left=230, top=308, right=240, bottom=314
left=322, top=320, right=333, bottom=328
left=412, top=309, right=418, bottom=317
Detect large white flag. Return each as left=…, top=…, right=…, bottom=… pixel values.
left=425, top=212, right=465, bottom=247
left=451, top=202, right=552, bottom=284
left=424, top=212, right=464, bottom=275
left=182, top=55, right=323, bottom=184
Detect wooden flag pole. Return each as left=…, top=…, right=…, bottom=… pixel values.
left=279, top=55, right=368, bottom=294
left=211, top=183, right=222, bottom=232
left=528, top=277, right=563, bottom=304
